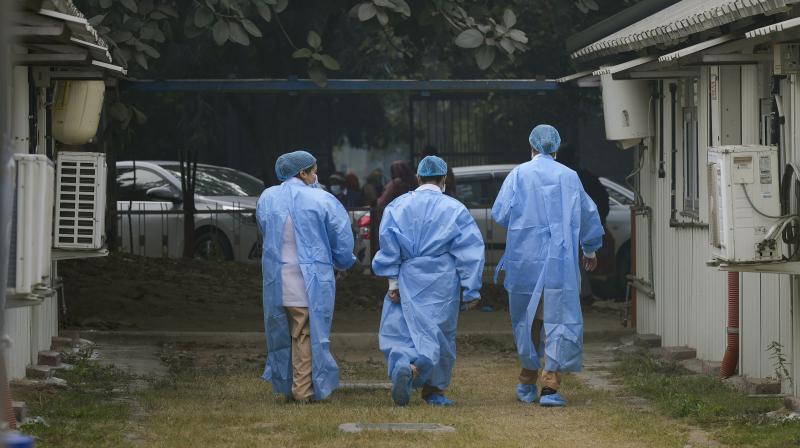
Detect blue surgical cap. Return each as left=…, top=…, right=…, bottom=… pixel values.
left=417, top=155, right=448, bottom=177
left=275, top=150, right=316, bottom=181
left=529, top=124, right=561, bottom=155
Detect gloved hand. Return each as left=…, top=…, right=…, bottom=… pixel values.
left=388, top=289, right=400, bottom=304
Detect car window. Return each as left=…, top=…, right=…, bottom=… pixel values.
left=606, top=186, right=634, bottom=206
left=456, top=175, right=496, bottom=208
left=116, top=167, right=171, bottom=201
left=159, top=164, right=264, bottom=197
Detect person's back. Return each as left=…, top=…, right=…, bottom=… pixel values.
left=373, top=155, right=484, bottom=407
left=256, top=150, right=355, bottom=404
left=379, top=191, right=473, bottom=264
left=492, top=125, right=603, bottom=408
left=495, top=157, right=589, bottom=294
left=259, top=183, right=354, bottom=276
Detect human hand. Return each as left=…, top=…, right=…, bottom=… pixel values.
left=582, top=255, right=598, bottom=272
left=388, top=289, right=400, bottom=304
left=465, top=300, right=480, bottom=311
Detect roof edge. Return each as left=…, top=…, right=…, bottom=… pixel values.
left=566, top=0, right=683, bottom=53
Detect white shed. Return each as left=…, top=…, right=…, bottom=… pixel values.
left=563, top=0, right=800, bottom=396
left=3, top=0, right=123, bottom=380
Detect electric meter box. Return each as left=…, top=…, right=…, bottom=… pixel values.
left=708, top=145, right=782, bottom=263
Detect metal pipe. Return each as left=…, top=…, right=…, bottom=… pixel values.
left=669, top=82, right=677, bottom=221
left=658, top=81, right=666, bottom=178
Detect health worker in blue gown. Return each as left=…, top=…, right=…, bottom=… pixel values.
left=492, top=125, right=604, bottom=407
left=256, top=150, right=356, bottom=402
left=373, top=155, right=485, bottom=407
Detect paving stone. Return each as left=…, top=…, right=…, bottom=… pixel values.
left=657, top=346, right=696, bottom=361
left=340, top=381, right=391, bottom=390
left=702, top=361, right=721, bottom=377
left=12, top=401, right=26, bottom=424
left=680, top=358, right=704, bottom=374
left=784, top=395, right=800, bottom=411
left=37, top=350, right=61, bottom=367
left=50, top=363, right=74, bottom=371
left=339, top=423, right=455, bottom=433
left=51, top=336, right=74, bottom=350
left=746, top=377, right=781, bottom=395
left=615, top=344, right=645, bottom=355
left=25, top=365, right=52, bottom=380
left=634, top=333, right=662, bottom=348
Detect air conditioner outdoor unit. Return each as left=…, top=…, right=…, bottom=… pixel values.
left=7, top=154, right=54, bottom=297
left=54, top=152, right=107, bottom=250
left=708, top=145, right=782, bottom=263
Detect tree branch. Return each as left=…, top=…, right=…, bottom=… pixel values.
left=275, top=12, right=299, bottom=50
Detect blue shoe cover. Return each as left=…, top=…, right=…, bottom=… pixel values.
left=391, top=363, right=413, bottom=406
left=516, top=383, right=537, bottom=403
left=424, top=393, right=453, bottom=406
left=539, top=392, right=567, bottom=407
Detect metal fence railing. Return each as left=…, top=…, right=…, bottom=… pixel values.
left=114, top=204, right=506, bottom=274
left=115, top=203, right=260, bottom=262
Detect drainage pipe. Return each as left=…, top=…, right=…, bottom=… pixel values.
left=720, top=271, right=740, bottom=378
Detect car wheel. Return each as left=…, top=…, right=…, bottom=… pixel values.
left=193, top=229, right=234, bottom=261
left=614, top=241, right=631, bottom=301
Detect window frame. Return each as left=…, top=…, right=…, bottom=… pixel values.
left=682, top=78, right=701, bottom=218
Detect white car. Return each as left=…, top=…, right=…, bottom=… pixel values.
left=115, top=161, right=263, bottom=262
left=453, top=164, right=633, bottom=286
left=356, top=164, right=634, bottom=292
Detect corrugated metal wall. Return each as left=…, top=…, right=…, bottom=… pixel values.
left=634, top=64, right=795, bottom=393
left=4, top=308, right=31, bottom=379
left=4, top=66, right=61, bottom=380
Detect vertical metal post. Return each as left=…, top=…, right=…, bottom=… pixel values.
left=0, top=0, right=16, bottom=432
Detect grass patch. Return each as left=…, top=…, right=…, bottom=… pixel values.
left=12, top=357, right=137, bottom=448
left=612, top=351, right=800, bottom=448
left=135, top=352, right=689, bottom=448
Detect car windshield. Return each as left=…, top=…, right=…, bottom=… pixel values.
left=160, top=164, right=264, bottom=197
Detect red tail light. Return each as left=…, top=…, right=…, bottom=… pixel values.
left=358, top=214, right=371, bottom=240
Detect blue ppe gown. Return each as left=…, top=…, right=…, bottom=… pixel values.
left=256, top=180, right=356, bottom=400
left=492, top=155, right=604, bottom=373
left=373, top=187, right=485, bottom=390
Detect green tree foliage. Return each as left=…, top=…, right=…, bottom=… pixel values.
left=78, top=0, right=632, bottom=82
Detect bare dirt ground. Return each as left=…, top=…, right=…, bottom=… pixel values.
left=60, top=253, right=512, bottom=332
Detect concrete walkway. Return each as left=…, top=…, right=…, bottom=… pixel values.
left=84, top=307, right=631, bottom=378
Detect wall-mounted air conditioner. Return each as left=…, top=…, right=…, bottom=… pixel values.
left=7, top=154, right=54, bottom=297
left=708, top=145, right=782, bottom=263
left=54, top=152, right=107, bottom=250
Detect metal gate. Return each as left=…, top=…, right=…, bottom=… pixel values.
left=409, top=95, right=489, bottom=167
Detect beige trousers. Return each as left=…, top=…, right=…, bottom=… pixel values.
left=518, top=298, right=562, bottom=390
left=285, top=306, right=313, bottom=401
